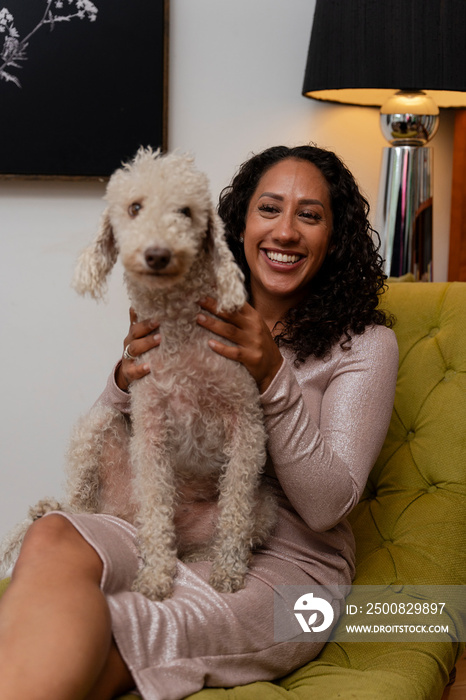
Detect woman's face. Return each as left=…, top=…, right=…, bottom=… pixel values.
left=243, top=158, right=333, bottom=312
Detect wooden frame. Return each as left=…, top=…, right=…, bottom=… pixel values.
left=0, top=0, right=169, bottom=180
left=449, top=110, right=466, bottom=281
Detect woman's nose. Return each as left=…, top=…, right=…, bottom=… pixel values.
left=274, top=215, right=300, bottom=243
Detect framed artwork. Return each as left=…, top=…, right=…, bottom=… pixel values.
left=0, top=0, right=169, bottom=179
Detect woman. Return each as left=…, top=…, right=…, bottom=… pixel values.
left=0, top=145, right=398, bottom=699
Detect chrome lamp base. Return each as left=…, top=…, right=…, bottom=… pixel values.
left=377, top=145, right=433, bottom=281
left=376, top=90, right=439, bottom=281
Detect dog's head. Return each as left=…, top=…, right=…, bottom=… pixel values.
left=73, top=148, right=245, bottom=311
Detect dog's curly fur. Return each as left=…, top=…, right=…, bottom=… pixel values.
left=0, top=149, right=277, bottom=600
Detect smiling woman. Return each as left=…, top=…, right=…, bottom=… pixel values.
left=218, top=144, right=391, bottom=363
left=242, top=158, right=333, bottom=324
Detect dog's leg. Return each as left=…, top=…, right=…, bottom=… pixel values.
left=65, top=404, right=126, bottom=514
left=251, top=481, right=278, bottom=547
left=209, top=413, right=269, bottom=593
left=130, top=414, right=178, bottom=601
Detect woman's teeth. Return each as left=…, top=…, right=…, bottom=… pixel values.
left=266, top=250, right=301, bottom=264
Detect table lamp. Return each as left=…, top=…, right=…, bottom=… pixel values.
left=302, top=0, right=466, bottom=280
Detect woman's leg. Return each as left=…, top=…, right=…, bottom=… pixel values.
left=86, top=640, right=135, bottom=700
left=0, top=514, right=134, bottom=700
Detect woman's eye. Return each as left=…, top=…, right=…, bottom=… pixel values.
left=128, top=202, right=142, bottom=217
left=258, top=204, right=279, bottom=215
left=300, top=210, right=322, bottom=222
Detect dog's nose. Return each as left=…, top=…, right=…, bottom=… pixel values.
left=145, top=247, right=172, bottom=271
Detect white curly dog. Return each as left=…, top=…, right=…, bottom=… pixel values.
left=0, top=148, right=276, bottom=601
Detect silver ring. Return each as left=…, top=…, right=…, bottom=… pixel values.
left=123, top=344, right=137, bottom=361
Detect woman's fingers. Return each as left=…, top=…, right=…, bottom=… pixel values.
left=124, top=309, right=160, bottom=351
left=197, top=298, right=283, bottom=393
left=197, top=297, right=256, bottom=346
left=196, top=311, right=240, bottom=345
left=116, top=309, right=161, bottom=391
left=127, top=309, right=160, bottom=342
left=198, top=297, right=244, bottom=330
left=116, top=360, right=151, bottom=392
left=123, top=330, right=160, bottom=360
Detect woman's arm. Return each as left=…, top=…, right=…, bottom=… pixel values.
left=261, top=325, right=399, bottom=532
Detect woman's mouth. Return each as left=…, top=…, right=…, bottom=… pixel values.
left=262, top=249, right=305, bottom=266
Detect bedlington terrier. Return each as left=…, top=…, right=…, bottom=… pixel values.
left=0, top=148, right=276, bottom=600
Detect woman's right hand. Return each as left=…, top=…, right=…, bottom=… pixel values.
left=116, top=308, right=161, bottom=391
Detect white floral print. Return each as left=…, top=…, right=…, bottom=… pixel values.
left=0, top=0, right=98, bottom=87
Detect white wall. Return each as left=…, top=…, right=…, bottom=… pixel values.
left=0, top=0, right=454, bottom=541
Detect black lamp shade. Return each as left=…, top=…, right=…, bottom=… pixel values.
left=302, top=0, right=466, bottom=108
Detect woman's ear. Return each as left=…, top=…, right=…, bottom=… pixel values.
left=206, top=209, right=246, bottom=312
left=72, top=209, right=119, bottom=300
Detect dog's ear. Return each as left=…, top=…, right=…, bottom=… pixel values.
left=206, top=209, right=246, bottom=312
left=72, top=209, right=119, bottom=300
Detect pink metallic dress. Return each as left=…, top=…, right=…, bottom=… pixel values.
left=56, top=325, right=398, bottom=700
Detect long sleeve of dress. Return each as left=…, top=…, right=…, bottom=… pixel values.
left=260, top=324, right=399, bottom=532
left=94, top=362, right=132, bottom=414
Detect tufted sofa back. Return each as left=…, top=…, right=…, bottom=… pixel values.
left=350, top=281, right=466, bottom=588
left=285, top=281, right=466, bottom=699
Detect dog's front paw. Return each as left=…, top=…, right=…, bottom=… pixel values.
left=209, top=567, right=246, bottom=594
left=132, top=565, right=174, bottom=601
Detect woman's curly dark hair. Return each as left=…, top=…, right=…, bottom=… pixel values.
left=218, top=144, right=393, bottom=363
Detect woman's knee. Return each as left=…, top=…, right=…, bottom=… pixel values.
left=21, top=514, right=79, bottom=552
left=14, top=515, right=103, bottom=580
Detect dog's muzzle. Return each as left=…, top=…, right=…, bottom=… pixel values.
left=145, top=247, right=172, bottom=272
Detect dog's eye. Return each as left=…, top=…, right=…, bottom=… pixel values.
left=178, top=207, right=192, bottom=219
left=128, top=202, right=142, bottom=218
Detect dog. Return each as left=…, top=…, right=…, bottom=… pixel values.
left=0, top=149, right=277, bottom=601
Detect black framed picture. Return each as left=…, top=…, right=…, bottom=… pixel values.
left=0, top=0, right=168, bottom=178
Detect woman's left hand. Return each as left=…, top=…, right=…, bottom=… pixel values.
left=197, top=297, right=283, bottom=394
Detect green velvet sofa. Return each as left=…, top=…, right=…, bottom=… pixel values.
left=2, top=281, right=465, bottom=699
